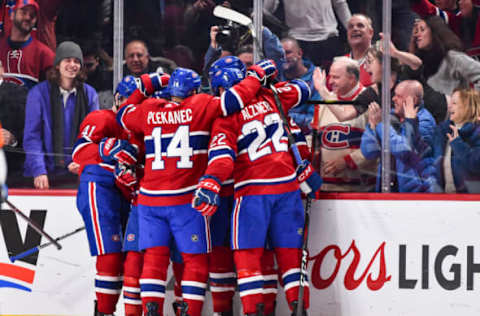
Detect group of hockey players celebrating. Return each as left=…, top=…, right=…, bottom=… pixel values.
left=72, top=56, right=323, bottom=316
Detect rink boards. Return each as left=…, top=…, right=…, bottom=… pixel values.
left=0, top=190, right=479, bottom=316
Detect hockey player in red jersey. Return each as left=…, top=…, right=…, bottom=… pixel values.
left=193, top=61, right=322, bottom=315
left=118, top=74, right=174, bottom=316
left=116, top=73, right=199, bottom=316
left=207, top=56, right=313, bottom=316
left=72, top=73, right=168, bottom=316
left=72, top=91, right=137, bottom=316
left=113, top=76, right=146, bottom=316
left=206, top=56, right=245, bottom=316
left=116, top=64, right=275, bottom=316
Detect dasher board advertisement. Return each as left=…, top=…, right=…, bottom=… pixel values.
left=0, top=192, right=479, bottom=315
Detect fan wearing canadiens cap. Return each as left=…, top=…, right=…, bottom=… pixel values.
left=0, top=0, right=61, bottom=51
left=0, top=0, right=39, bottom=37
left=0, top=0, right=54, bottom=89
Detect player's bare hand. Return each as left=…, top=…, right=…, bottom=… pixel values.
left=34, top=174, right=49, bottom=190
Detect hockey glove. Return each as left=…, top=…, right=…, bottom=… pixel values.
left=139, top=72, right=170, bottom=96
left=99, top=137, right=138, bottom=166
left=296, top=160, right=322, bottom=198
left=114, top=163, right=137, bottom=188
left=152, top=86, right=171, bottom=99
left=246, top=59, right=278, bottom=86
left=192, top=175, right=221, bottom=216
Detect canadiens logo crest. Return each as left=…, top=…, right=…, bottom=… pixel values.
left=321, top=125, right=351, bottom=149
left=320, top=124, right=364, bottom=150
left=3, top=76, right=25, bottom=86
left=127, top=234, right=136, bottom=242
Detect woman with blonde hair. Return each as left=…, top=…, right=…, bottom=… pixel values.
left=425, top=87, right=480, bottom=193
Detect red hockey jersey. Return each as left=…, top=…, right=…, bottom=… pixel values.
left=204, top=80, right=311, bottom=198
left=116, top=76, right=261, bottom=206
left=72, top=109, right=142, bottom=201
left=0, top=36, right=54, bottom=88
left=72, top=109, right=129, bottom=176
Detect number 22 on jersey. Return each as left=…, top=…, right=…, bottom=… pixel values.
left=242, top=112, right=288, bottom=161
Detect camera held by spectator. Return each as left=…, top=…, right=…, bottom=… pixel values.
left=215, top=21, right=242, bottom=53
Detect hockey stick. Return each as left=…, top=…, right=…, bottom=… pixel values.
left=269, top=85, right=302, bottom=163
left=10, top=226, right=85, bottom=262
left=310, top=105, right=321, bottom=171
left=293, top=105, right=321, bottom=316
left=4, top=199, right=62, bottom=250
left=307, top=99, right=362, bottom=105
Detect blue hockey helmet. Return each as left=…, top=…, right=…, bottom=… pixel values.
left=167, top=67, right=201, bottom=99
left=115, top=75, right=138, bottom=99
left=210, top=67, right=245, bottom=95
left=209, top=56, right=246, bottom=95
left=209, top=55, right=246, bottom=76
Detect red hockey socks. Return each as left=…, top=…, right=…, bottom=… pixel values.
left=261, top=249, right=278, bottom=315
left=123, top=251, right=143, bottom=316
left=140, top=246, right=170, bottom=315
left=275, top=248, right=309, bottom=310
left=234, top=248, right=264, bottom=314
left=181, top=253, right=209, bottom=316
left=208, top=246, right=236, bottom=313
left=172, top=261, right=185, bottom=308
left=95, top=252, right=124, bottom=314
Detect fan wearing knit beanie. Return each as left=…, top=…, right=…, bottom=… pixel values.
left=22, top=40, right=99, bottom=189
left=55, top=41, right=84, bottom=67
left=53, top=41, right=84, bottom=90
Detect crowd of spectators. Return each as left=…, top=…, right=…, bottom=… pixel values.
left=0, top=0, right=480, bottom=194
